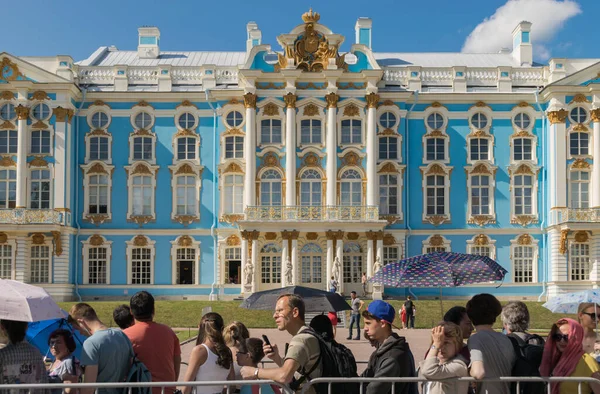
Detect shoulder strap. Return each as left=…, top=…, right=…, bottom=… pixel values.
left=290, top=329, right=324, bottom=389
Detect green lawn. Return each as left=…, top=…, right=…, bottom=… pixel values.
left=59, top=299, right=575, bottom=332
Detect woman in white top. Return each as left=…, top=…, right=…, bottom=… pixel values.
left=223, top=321, right=250, bottom=380
left=180, top=312, right=234, bottom=394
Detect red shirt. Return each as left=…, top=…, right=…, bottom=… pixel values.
left=124, top=321, right=181, bottom=394
left=328, top=312, right=338, bottom=326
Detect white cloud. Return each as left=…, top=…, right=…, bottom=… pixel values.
left=461, top=0, right=581, bottom=56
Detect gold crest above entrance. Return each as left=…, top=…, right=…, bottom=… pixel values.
left=277, top=9, right=347, bottom=72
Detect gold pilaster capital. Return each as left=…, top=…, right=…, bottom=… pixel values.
left=284, top=93, right=297, bottom=108
left=243, top=93, right=257, bottom=109
left=325, top=93, right=339, bottom=108
left=365, top=93, right=380, bottom=109
left=241, top=230, right=260, bottom=242
left=325, top=230, right=344, bottom=240
left=53, top=106, right=69, bottom=123
left=547, top=109, right=568, bottom=124
left=590, top=108, right=600, bottom=122
left=15, top=105, right=29, bottom=120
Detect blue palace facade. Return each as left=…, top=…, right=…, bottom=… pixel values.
left=0, top=10, right=599, bottom=301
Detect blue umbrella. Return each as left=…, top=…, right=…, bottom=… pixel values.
left=26, top=313, right=86, bottom=361
left=542, top=289, right=600, bottom=314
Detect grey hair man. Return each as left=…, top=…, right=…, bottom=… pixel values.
left=501, top=301, right=543, bottom=345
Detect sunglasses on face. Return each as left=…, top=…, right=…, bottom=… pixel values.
left=552, top=333, right=569, bottom=343
left=582, top=312, right=598, bottom=320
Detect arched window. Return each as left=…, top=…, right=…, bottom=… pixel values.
left=340, top=169, right=362, bottom=206
left=301, top=243, right=323, bottom=284
left=343, top=243, right=362, bottom=284
left=260, top=170, right=282, bottom=206
left=260, top=243, right=282, bottom=284
left=570, top=171, right=590, bottom=209
left=341, top=119, right=362, bottom=144
left=300, top=119, right=322, bottom=144
left=570, top=132, right=589, bottom=156
left=300, top=169, right=322, bottom=206
left=224, top=174, right=244, bottom=214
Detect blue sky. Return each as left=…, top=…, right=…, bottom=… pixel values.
left=3, top=0, right=598, bottom=63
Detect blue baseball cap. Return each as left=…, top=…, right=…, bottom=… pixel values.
left=367, top=300, right=396, bottom=324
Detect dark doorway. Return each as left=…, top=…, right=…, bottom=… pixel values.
left=228, top=260, right=241, bottom=284
left=178, top=261, right=194, bottom=284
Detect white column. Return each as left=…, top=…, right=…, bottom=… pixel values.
left=336, top=237, right=344, bottom=294
left=548, top=112, right=567, bottom=209
left=251, top=239, right=258, bottom=293
left=592, top=110, right=600, bottom=207
left=241, top=238, right=249, bottom=294
left=281, top=237, right=289, bottom=288
left=53, top=108, right=69, bottom=210
left=244, top=93, right=257, bottom=209
left=285, top=94, right=297, bottom=206
left=15, top=105, right=29, bottom=208
left=591, top=232, right=600, bottom=289
left=291, top=238, right=298, bottom=285
left=376, top=237, right=384, bottom=264
left=325, top=94, right=339, bottom=206
left=549, top=229, right=567, bottom=282
left=326, top=238, right=334, bottom=291
left=366, top=94, right=379, bottom=206
left=366, top=239, right=374, bottom=277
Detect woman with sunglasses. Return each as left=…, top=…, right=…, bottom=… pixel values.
left=540, top=318, right=600, bottom=394
left=579, top=303, right=600, bottom=356
left=47, top=329, right=82, bottom=394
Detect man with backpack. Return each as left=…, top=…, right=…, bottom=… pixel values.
left=361, top=300, right=417, bottom=394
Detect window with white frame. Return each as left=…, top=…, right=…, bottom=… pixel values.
left=341, top=119, right=362, bottom=144
left=301, top=243, right=322, bottom=284
left=89, top=136, right=109, bottom=161
left=31, top=103, right=51, bottom=121
left=340, top=169, right=362, bottom=206
left=91, top=112, right=110, bottom=129
left=133, top=136, right=153, bottom=161
left=426, top=137, right=445, bottom=161
left=131, top=247, right=152, bottom=284
left=470, top=175, right=491, bottom=215
left=513, top=245, right=534, bottom=283
left=426, top=245, right=446, bottom=253
left=224, top=247, right=241, bottom=284
left=470, top=113, right=489, bottom=129
left=343, top=243, right=362, bottom=283
left=131, top=175, right=153, bottom=216
left=0, top=103, right=16, bottom=122
left=88, top=174, right=109, bottom=214
left=379, top=137, right=398, bottom=160
left=224, top=136, right=243, bottom=159
left=379, top=112, right=397, bottom=128
left=0, top=244, right=13, bottom=279
left=175, top=175, right=197, bottom=216
left=514, top=113, right=531, bottom=129
left=134, top=112, right=153, bottom=129
left=31, top=130, right=51, bottom=155
left=300, top=169, right=322, bottom=206
left=87, top=246, right=108, bottom=284
left=0, top=169, right=16, bottom=209
left=570, top=107, right=588, bottom=124
left=260, top=243, right=281, bottom=284
left=467, top=236, right=495, bottom=259
left=513, top=138, right=533, bottom=161
left=383, top=246, right=399, bottom=266
left=176, top=247, right=196, bottom=284
left=260, top=170, right=282, bottom=206
left=470, top=245, right=491, bottom=257
left=223, top=174, right=244, bottom=214
left=300, top=119, right=322, bottom=144
left=379, top=174, right=398, bottom=215
left=513, top=174, right=533, bottom=215
left=176, top=137, right=196, bottom=160
left=177, top=112, right=196, bottom=130
left=570, top=241, right=590, bottom=281
left=0, top=130, right=17, bottom=154
left=470, top=138, right=489, bottom=161
left=570, top=171, right=590, bottom=209
left=260, top=119, right=282, bottom=144
left=225, top=111, right=243, bottom=128
left=30, top=169, right=51, bottom=209
left=30, top=244, right=50, bottom=283
left=422, top=235, right=451, bottom=254
left=426, top=112, right=444, bottom=129
left=570, top=132, right=589, bottom=156
left=425, top=175, right=446, bottom=215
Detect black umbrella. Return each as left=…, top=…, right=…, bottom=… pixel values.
left=240, top=286, right=351, bottom=312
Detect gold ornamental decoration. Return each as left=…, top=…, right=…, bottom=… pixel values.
left=569, top=94, right=589, bottom=104
left=517, top=234, right=533, bottom=246
left=243, top=93, right=257, bottom=109
left=513, top=164, right=534, bottom=175
left=378, top=163, right=398, bottom=174
left=591, top=108, right=600, bottom=122
left=306, top=232, right=318, bottom=240
left=341, top=151, right=361, bottom=167
left=468, top=215, right=496, bottom=226
left=92, top=100, right=109, bottom=108
left=221, top=162, right=244, bottom=174
left=471, top=163, right=493, bottom=175
left=29, top=91, right=49, bottom=101
left=0, top=121, right=15, bottom=129
left=51, top=231, right=62, bottom=256
left=383, top=234, right=396, bottom=246
left=176, top=100, right=197, bottom=109
left=134, top=100, right=153, bottom=109
left=31, top=233, right=45, bottom=245
left=89, top=235, right=104, bottom=246
left=425, top=164, right=446, bottom=176
left=85, top=214, right=110, bottom=226
left=1, top=91, right=15, bottom=100
left=325, top=93, right=339, bottom=108
left=303, top=104, right=319, bottom=116
left=559, top=229, right=569, bottom=254
left=276, top=9, right=347, bottom=72
left=511, top=215, right=538, bottom=226
left=175, top=164, right=196, bottom=175
left=178, top=235, right=193, bottom=247
left=0, top=57, right=25, bottom=82
left=426, top=216, right=447, bottom=226
left=226, top=235, right=241, bottom=246
left=131, top=163, right=153, bottom=176
left=365, top=93, right=380, bottom=109
left=129, top=215, right=154, bottom=226
left=87, top=163, right=108, bottom=175
left=263, top=103, right=280, bottom=116
left=53, top=107, right=71, bottom=123
left=265, top=232, right=277, bottom=240
left=429, top=235, right=444, bottom=246
left=516, top=102, right=531, bottom=108
left=347, top=232, right=359, bottom=240
left=548, top=110, right=568, bottom=124
left=174, top=129, right=196, bottom=138
left=572, top=123, right=588, bottom=132
left=133, top=235, right=148, bottom=247
left=30, top=157, right=49, bottom=168
left=474, top=234, right=489, bottom=246
left=174, top=215, right=198, bottom=226
left=220, top=214, right=244, bottom=225
left=15, top=105, right=29, bottom=120
left=571, top=159, right=591, bottom=170
left=0, top=232, right=7, bottom=244
left=574, top=231, right=589, bottom=243
left=241, top=230, right=260, bottom=242
left=0, top=156, right=16, bottom=167
left=284, top=93, right=297, bottom=108
left=343, top=104, right=360, bottom=117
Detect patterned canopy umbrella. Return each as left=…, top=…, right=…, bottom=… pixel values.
left=542, top=290, right=600, bottom=314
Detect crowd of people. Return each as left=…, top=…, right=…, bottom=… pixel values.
left=0, top=291, right=599, bottom=394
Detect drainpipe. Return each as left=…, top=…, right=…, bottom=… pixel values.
left=535, top=89, right=547, bottom=301
left=73, top=87, right=88, bottom=301
left=205, top=90, right=219, bottom=301
left=405, top=90, right=419, bottom=300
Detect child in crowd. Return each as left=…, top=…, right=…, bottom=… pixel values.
left=236, top=338, right=280, bottom=394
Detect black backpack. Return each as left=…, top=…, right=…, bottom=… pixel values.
left=122, top=355, right=152, bottom=394
left=289, top=328, right=359, bottom=394
left=508, top=334, right=545, bottom=394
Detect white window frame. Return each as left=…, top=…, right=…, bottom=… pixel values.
left=422, top=235, right=451, bottom=254
left=383, top=245, right=400, bottom=266
left=338, top=167, right=364, bottom=206
left=299, top=168, right=323, bottom=207
left=378, top=134, right=399, bottom=161
left=126, top=235, right=156, bottom=285
left=378, top=172, right=401, bottom=216
left=169, top=162, right=203, bottom=221
left=0, top=238, right=17, bottom=280
left=509, top=164, right=539, bottom=223
left=81, top=162, right=114, bottom=221
left=299, top=118, right=324, bottom=146
left=466, top=235, right=496, bottom=260
left=30, top=103, right=52, bottom=122
left=569, top=129, right=591, bottom=158
left=257, top=100, right=285, bottom=147
left=29, top=128, right=53, bottom=155
left=85, top=129, right=113, bottom=164
left=511, top=133, right=536, bottom=163
left=223, top=134, right=244, bottom=160
left=0, top=130, right=17, bottom=155
left=125, top=162, right=158, bottom=222
left=130, top=109, right=155, bottom=130
left=170, top=236, right=201, bottom=285
left=0, top=168, right=16, bottom=209
left=423, top=105, right=450, bottom=164
left=223, top=106, right=245, bottom=129
left=0, top=103, right=17, bottom=123
left=259, top=168, right=284, bottom=206
left=570, top=238, right=591, bottom=281
left=300, top=242, right=324, bottom=284
left=175, top=111, right=198, bottom=131
left=569, top=169, right=591, bottom=209
left=87, top=110, right=111, bottom=130
left=569, top=105, right=589, bottom=125
left=297, top=102, right=326, bottom=148
left=172, top=131, right=199, bottom=163
left=377, top=104, right=403, bottom=162
left=510, top=105, right=537, bottom=164
left=220, top=166, right=245, bottom=216
left=29, top=165, right=53, bottom=209
left=510, top=235, right=539, bottom=283
left=467, top=131, right=494, bottom=164
left=129, top=130, right=157, bottom=164
left=28, top=235, right=53, bottom=284
left=343, top=242, right=363, bottom=284
left=260, top=242, right=282, bottom=285
left=420, top=163, right=452, bottom=224
left=465, top=163, right=497, bottom=224
left=82, top=235, right=112, bottom=285
left=337, top=100, right=366, bottom=149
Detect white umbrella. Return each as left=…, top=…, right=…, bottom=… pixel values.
left=0, top=279, right=65, bottom=322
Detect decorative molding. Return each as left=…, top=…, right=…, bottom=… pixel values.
left=173, top=215, right=199, bottom=226
left=223, top=128, right=245, bottom=137
left=228, top=98, right=240, bottom=105
left=220, top=162, right=244, bottom=174
left=29, top=91, right=49, bottom=101
left=548, top=109, right=568, bottom=124
left=573, top=231, right=589, bottom=243
left=0, top=232, right=7, bottom=244
left=29, top=156, right=49, bottom=168
left=176, top=100, right=197, bottom=109
left=424, top=164, right=447, bottom=176
left=302, top=103, right=319, bottom=116
left=571, top=158, right=591, bottom=169
left=226, top=235, right=241, bottom=246
left=431, top=102, right=445, bottom=108
left=284, top=93, right=297, bottom=108
left=91, top=100, right=109, bottom=107
left=128, top=215, right=155, bottom=226
left=511, top=215, right=538, bottom=226
left=591, top=108, right=600, bottom=122
left=0, top=121, right=15, bottom=129
left=365, top=93, right=380, bottom=109
left=174, top=129, right=196, bottom=138
left=383, top=234, right=396, bottom=246
left=516, top=101, right=531, bottom=108
left=325, top=93, right=339, bottom=108
left=429, top=235, right=444, bottom=246
left=243, top=93, right=257, bottom=109
left=131, top=163, right=154, bottom=176
left=471, top=163, right=493, bottom=175
left=31, top=120, right=48, bottom=129
left=569, top=94, right=589, bottom=104
left=133, top=235, right=149, bottom=247
left=517, top=234, right=533, bottom=246
left=347, top=232, right=359, bottom=240
left=341, top=151, right=362, bottom=168
left=325, top=230, right=344, bottom=240
left=263, top=102, right=280, bottom=116
left=381, top=215, right=402, bottom=225
left=177, top=235, right=194, bottom=247
left=174, top=163, right=196, bottom=176
left=51, top=231, right=62, bottom=256
left=306, top=232, right=318, bottom=240
left=0, top=57, right=25, bottom=82
left=337, top=82, right=366, bottom=90
left=473, top=101, right=489, bottom=108
left=87, top=163, right=108, bottom=175
left=89, top=129, right=110, bottom=137
left=468, top=215, right=496, bottom=226
left=265, top=232, right=277, bottom=240
left=134, top=100, right=153, bottom=109
left=378, top=128, right=396, bottom=136
left=559, top=229, right=569, bottom=254
left=512, top=130, right=533, bottom=138
left=15, top=105, right=29, bottom=120
left=473, top=234, right=489, bottom=246
left=426, top=215, right=448, bottom=226
left=0, top=156, right=16, bottom=167
left=343, top=104, right=360, bottom=117
left=84, top=214, right=110, bottom=226
left=220, top=214, right=244, bottom=225
left=0, top=91, right=15, bottom=100
left=512, top=164, right=535, bottom=175
left=240, top=230, right=260, bottom=241
left=31, top=233, right=45, bottom=245
left=572, top=123, right=588, bottom=132
left=378, top=162, right=399, bottom=174
left=295, top=82, right=326, bottom=90
left=89, top=234, right=104, bottom=246
left=132, top=128, right=154, bottom=136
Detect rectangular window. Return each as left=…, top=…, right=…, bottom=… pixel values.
left=426, top=175, right=445, bottom=215
left=470, top=246, right=491, bottom=257
left=132, top=175, right=152, bottom=215
left=224, top=136, right=244, bottom=159
left=470, top=138, right=489, bottom=161
left=176, top=175, right=196, bottom=215
left=133, top=137, right=153, bottom=161
left=570, top=133, right=589, bottom=156
left=224, top=174, right=244, bottom=214
left=340, top=182, right=362, bottom=206
left=261, top=255, right=281, bottom=283
left=260, top=180, right=282, bottom=206
left=260, top=119, right=282, bottom=144
left=383, top=246, right=399, bottom=266
left=300, top=119, right=322, bottom=144
left=0, top=244, right=12, bottom=279
left=471, top=175, right=490, bottom=215
left=570, top=171, right=590, bottom=209
left=379, top=174, right=398, bottom=215
left=301, top=256, right=322, bottom=283
left=0, top=169, right=16, bottom=209
left=341, top=119, right=362, bottom=144
left=177, top=137, right=196, bottom=160
left=30, top=169, right=51, bottom=209
left=570, top=243, right=590, bottom=281
left=343, top=255, right=362, bottom=283
left=30, top=245, right=50, bottom=283
left=379, top=137, right=398, bottom=160
left=426, top=246, right=446, bottom=253
left=89, top=136, right=109, bottom=161
left=88, top=174, right=109, bottom=214
left=88, top=247, right=107, bottom=284
left=513, top=138, right=532, bottom=161
left=0, top=130, right=17, bottom=154
left=513, top=245, right=533, bottom=283
left=426, top=138, right=445, bottom=161
left=131, top=247, right=151, bottom=284
left=514, top=175, right=533, bottom=215
left=31, top=130, right=51, bottom=155
left=176, top=247, right=196, bottom=285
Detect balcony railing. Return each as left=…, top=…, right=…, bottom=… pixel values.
left=244, top=205, right=379, bottom=221
left=0, top=209, right=66, bottom=225
left=549, top=208, right=600, bottom=225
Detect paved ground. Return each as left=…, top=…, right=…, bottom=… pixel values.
left=178, top=327, right=431, bottom=379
